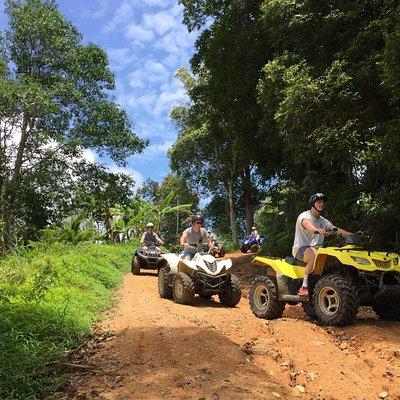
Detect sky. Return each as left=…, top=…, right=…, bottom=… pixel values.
left=0, top=0, right=198, bottom=190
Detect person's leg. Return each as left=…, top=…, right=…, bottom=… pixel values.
left=182, top=249, right=195, bottom=260
left=298, top=247, right=316, bottom=296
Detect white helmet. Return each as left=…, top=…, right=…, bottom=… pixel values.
left=251, top=226, right=256, bottom=230
left=146, top=222, right=154, bottom=228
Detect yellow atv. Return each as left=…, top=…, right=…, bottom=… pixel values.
left=249, top=230, right=400, bottom=326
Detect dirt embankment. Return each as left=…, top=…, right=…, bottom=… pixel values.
left=63, top=252, right=400, bottom=400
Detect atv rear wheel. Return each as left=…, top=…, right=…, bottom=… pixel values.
left=158, top=266, right=173, bottom=299
left=313, top=274, right=358, bottom=326
left=219, top=248, right=226, bottom=258
left=249, top=276, right=285, bottom=319
left=219, top=274, right=241, bottom=307
left=131, top=256, right=141, bottom=275
left=173, top=272, right=195, bottom=305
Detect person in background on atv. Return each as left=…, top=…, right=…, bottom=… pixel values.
left=250, top=226, right=260, bottom=244
left=293, top=193, right=352, bottom=297
left=180, top=215, right=213, bottom=260
left=207, top=229, right=217, bottom=245
left=140, top=222, right=164, bottom=251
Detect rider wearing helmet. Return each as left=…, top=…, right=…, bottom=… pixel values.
left=140, top=222, right=164, bottom=250
left=250, top=226, right=260, bottom=243
left=180, top=215, right=213, bottom=260
left=293, top=193, right=351, bottom=297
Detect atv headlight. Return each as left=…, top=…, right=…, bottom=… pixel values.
left=393, top=258, right=399, bottom=266
left=350, top=256, right=370, bottom=265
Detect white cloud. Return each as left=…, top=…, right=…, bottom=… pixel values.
left=142, top=10, right=177, bottom=35
left=103, top=0, right=136, bottom=33
left=107, top=48, right=135, bottom=71
left=125, top=24, right=155, bottom=43
left=127, top=59, right=169, bottom=88
left=82, top=149, right=97, bottom=164
left=130, top=139, right=174, bottom=163
left=142, top=0, right=170, bottom=7
left=92, top=0, right=110, bottom=19
left=109, top=164, right=144, bottom=190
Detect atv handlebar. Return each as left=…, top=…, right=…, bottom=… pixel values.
left=314, top=227, right=339, bottom=236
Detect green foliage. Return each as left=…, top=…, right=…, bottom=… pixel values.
left=0, top=0, right=147, bottom=248
left=176, top=0, right=400, bottom=252
left=0, top=241, right=134, bottom=399
left=42, top=212, right=97, bottom=245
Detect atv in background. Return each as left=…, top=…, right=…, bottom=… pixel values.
left=158, top=247, right=241, bottom=307
left=241, top=236, right=266, bottom=253
left=249, top=229, right=400, bottom=326
left=207, top=240, right=226, bottom=258
left=131, top=243, right=166, bottom=275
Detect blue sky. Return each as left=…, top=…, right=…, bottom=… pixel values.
left=0, top=0, right=198, bottom=189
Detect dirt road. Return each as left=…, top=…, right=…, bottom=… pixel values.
left=66, top=253, right=400, bottom=400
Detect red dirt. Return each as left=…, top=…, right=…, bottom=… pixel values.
left=64, top=252, right=400, bottom=400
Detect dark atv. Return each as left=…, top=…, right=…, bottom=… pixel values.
left=131, top=243, right=166, bottom=275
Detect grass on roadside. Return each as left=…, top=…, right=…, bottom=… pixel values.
left=0, top=241, right=136, bottom=400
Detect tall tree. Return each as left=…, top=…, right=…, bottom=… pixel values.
left=0, top=0, right=147, bottom=248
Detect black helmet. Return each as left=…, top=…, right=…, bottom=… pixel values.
left=309, top=193, right=327, bottom=208
left=191, top=214, right=204, bottom=223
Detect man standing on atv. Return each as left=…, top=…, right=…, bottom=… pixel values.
left=180, top=215, right=214, bottom=260
left=293, top=193, right=351, bottom=296
left=140, top=222, right=164, bottom=250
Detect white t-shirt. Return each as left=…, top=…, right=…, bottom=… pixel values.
left=292, top=210, right=334, bottom=257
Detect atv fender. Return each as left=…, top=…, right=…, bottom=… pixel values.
left=253, top=256, right=306, bottom=279
left=161, top=253, right=182, bottom=273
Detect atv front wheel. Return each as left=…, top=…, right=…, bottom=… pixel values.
left=250, top=244, right=259, bottom=253
left=249, top=276, right=285, bottom=319
left=219, top=274, right=241, bottom=307
left=131, top=256, right=141, bottom=275
left=158, top=266, right=173, bottom=299
left=313, top=274, right=358, bottom=326
left=173, top=272, right=195, bottom=305
left=302, top=303, right=317, bottom=319
left=240, top=245, right=248, bottom=253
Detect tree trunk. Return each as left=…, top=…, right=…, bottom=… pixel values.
left=2, top=114, right=30, bottom=249
left=225, top=179, right=238, bottom=244
left=243, top=166, right=254, bottom=234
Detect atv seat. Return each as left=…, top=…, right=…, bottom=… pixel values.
left=285, top=256, right=306, bottom=267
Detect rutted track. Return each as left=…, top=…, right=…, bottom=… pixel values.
left=65, top=252, right=400, bottom=400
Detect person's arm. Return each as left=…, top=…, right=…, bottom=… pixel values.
left=301, top=218, right=327, bottom=236
left=335, top=227, right=352, bottom=238
left=324, top=219, right=352, bottom=238
left=180, top=231, right=189, bottom=248
left=140, top=232, right=146, bottom=245
left=155, top=234, right=164, bottom=245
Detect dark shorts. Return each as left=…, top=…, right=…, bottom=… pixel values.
left=295, top=246, right=311, bottom=262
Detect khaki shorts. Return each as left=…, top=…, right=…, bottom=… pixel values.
left=295, top=246, right=311, bottom=262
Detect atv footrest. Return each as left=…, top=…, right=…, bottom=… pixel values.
left=280, top=294, right=308, bottom=303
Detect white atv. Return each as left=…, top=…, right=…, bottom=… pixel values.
left=158, top=249, right=241, bottom=307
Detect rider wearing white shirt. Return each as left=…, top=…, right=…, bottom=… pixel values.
left=293, top=193, right=351, bottom=297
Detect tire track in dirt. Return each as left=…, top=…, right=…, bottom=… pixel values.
left=64, top=254, right=400, bottom=400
